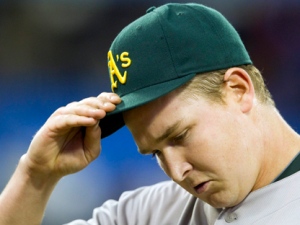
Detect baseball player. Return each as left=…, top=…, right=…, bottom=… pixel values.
left=0, top=3, right=299, bottom=225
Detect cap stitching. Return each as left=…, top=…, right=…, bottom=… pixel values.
left=154, top=7, right=180, bottom=78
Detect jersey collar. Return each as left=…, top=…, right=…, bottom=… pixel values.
left=274, top=152, right=300, bottom=182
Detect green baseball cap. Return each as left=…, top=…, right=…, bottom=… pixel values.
left=100, top=3, right=252, bottom=138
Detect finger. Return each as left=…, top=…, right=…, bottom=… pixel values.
left=60, top=96, right=119, bottom=116
left=73, top=93, right=121, bottom=108
left=75, top=99, right=118, bottom=113
left=97, top=92, right=122, bottom=104
left=54, top=105, right=107, bottom=119
left=47, top=114, right=99, bottom=135
left=68, top=96, right=114, bottom=107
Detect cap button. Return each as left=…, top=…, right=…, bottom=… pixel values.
left=146, top=6, right=156, bottom=13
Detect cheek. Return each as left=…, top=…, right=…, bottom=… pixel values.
left=196, top=124, right=258, bottom=185
left=189, top=121, right=243, bottom=172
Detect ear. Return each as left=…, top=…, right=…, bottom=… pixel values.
left=223, top=67, right=255, bottom=113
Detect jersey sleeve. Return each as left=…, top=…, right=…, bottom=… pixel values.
left=63, top=181, right=191, bottom=225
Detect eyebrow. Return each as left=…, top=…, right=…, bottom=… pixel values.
left=138, top=119, right=183, bottom=154
left=156, top=119, right=182, bottom=143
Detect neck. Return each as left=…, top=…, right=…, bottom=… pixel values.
left=252, top=105, right=300, bottom=190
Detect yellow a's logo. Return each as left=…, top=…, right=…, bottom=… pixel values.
left=108, top=51, right=131, bottom=92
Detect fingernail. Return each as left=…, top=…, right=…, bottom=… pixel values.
left=110, top=95, right=120, bottom=101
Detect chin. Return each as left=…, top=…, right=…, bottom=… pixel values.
left=204, top=193, right=241, bottom=209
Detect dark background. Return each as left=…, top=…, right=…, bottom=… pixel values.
left=1, top=1, right=300, bottom=224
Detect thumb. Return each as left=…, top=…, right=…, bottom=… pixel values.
left=83, top=122, right=101, bottom=163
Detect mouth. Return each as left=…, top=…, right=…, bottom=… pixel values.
left=194, top=181, right=209, bottom=194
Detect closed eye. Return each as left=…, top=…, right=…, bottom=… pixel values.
left=170, top=129, right=188, bottom=145
left=151, top=129, right=189, bottom=158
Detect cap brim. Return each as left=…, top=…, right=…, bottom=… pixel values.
left=100, top=72, right=196, bottom=138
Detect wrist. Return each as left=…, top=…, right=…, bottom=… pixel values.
left=18, top=154, right=61, bottom=190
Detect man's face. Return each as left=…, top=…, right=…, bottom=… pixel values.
left=123, top=87, right=262, bottom=208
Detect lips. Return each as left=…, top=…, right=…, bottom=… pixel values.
left=194, top=181, right=209, bottom=194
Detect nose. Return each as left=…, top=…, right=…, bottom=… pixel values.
left=160, top=148, right=193, bottom=183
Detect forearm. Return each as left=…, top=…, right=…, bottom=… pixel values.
left=0, top=155, right=60, bottom=225
left=0, top=93, right=118, bottom=225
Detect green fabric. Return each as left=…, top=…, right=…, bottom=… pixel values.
left=274, top=152, right=300, bottom=182
left=101, top=3, right=252, bottom=138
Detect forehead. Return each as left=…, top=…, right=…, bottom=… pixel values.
left=123, top=90, right=189, bottom=151
left=123, top=87, right=208, bottom=144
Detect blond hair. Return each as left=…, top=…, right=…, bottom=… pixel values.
left=179, top=65, right=274, bottom=106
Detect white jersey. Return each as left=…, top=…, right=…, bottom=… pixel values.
left=65, top=171, right=300, bottom=225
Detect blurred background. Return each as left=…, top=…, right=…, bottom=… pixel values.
left=0, top=0, right=299, bottom=224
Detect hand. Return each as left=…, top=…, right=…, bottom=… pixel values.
left=21, top=92, right=121, bottom=180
